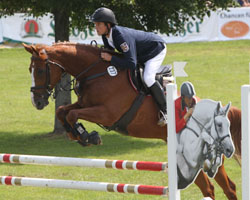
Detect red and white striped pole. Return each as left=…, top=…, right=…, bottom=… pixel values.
left=0, top=176, right=168, bottom=196
left=0, top=153, right=167, bottom=172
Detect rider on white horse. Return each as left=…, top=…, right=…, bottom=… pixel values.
left=175, top=82, right=214, bottom=172
left=175, top=81, right=196, bottom=134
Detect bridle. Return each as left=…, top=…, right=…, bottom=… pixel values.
left=30, top=48, right=107, bottom=100
left=184, top=109, right=231, bottom=166
left=30, top=55, right=65, bottom=99
left=189, top=112, right=230, bottom=144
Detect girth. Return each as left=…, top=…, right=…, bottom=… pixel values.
left=99, top=91, right=145, bottom=135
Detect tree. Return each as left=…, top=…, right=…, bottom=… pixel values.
left=0, top=0, right=95, bottom=134
left=0, top=0, right=235, bottom=133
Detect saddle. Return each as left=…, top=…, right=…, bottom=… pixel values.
left=103, top=64, right=174, bottom=135
left=129, top=64, right=174, bottom=94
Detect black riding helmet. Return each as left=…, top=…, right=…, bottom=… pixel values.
left=180, top=81, right=196, bottom=98
left=91, top=7, right=117, bottom=25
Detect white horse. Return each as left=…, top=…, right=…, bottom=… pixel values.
left=176, top=99, right=235, bottom=189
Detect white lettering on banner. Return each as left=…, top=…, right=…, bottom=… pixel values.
left=1, top=7, right=250, bottom=45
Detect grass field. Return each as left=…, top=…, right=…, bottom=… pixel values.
left=0, top=40, right=250, bottom=199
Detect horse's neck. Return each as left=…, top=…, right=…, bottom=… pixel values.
left=48, top=45, right=101, bottom=77
left=192, top=101, right=216, bottom=130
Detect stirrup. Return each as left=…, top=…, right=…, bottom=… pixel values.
left=158, top=111, right=167, bottom=127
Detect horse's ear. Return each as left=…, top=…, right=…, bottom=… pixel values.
left=223, top=102, right=231, bottom=115
left=22, top=43, right=33, bottom=54
left=215, top=101, right=221, bottom=115
left=38, top=49, right=48, bottom=61
left=31, top=45, right=40, bottom=56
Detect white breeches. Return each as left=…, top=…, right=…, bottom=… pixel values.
left=143, top=45, right=167, bottom=87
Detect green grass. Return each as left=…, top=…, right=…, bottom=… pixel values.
left=0, top=40, right=249, bottom=199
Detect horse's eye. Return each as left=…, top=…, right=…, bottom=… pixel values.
left=217, top=123, right=222, bottom=128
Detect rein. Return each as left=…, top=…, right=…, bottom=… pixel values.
left=30, top=50, right=107, bottom=99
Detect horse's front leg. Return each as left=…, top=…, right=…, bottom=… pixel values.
left=206, top=154, right=222, bottom=178
left=66, top=105, right=115, bottom=126
left=56, top=102, right=81, bottom=140
left=56, top=102, right=81, bottom=123
left=65, top=105, right=116, bottom=146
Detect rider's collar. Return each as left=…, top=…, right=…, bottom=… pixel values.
left=106, top=28, right=115, bottom=48
left=106, top=27, right=112, bottom=38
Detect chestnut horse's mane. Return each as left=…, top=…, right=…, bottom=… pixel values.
left=49, top=41, right=122, bottom=57
left=228, top=106, right=242, bottom=160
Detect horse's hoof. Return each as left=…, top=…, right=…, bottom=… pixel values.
left=76, top=135, right=89, bottom=146
left=88, top=131, right=102, bottom=145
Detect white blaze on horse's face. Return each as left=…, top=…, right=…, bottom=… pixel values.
left=30, top=67, right=36, bottom=107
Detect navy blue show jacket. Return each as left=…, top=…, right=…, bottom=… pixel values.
left=102, top=25, right=166, bottom=70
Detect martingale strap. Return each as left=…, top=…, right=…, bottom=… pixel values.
left=101, top=91, right=145, bottom=135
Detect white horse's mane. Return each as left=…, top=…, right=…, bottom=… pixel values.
left=192, top=99, right=221, bottom=119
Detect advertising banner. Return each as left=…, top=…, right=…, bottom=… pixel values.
left=218, top=7, right=250, bottom=40
left=1, top=8, right=250, bottom=45
left=1, top=13, right=102, bottom=45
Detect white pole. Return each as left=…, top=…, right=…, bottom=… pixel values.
left=242, top=85, right=250, bottom=200
left=249, top=63, right=250, bottom=84
left=166, top=83, right=180, bottom=200
left=0, top=176, right=168, bottom=196
left=0, top=154, right=167, bottom=172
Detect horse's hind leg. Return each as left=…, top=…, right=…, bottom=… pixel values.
left=195, top=171, right=215, bottom=199
left=214, top=162, right=237, bottom=200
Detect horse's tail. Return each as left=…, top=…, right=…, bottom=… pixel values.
left=228, top=106, right=242, bottom=166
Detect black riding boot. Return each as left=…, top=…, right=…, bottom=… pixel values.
left=149, top=81, right=167, bottom=126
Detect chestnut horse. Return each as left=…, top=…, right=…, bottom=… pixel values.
left=23, top=42, right=241, bottom=200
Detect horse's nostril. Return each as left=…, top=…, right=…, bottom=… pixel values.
left=226, top=148, right=233, bottom=157
left=36, top=100, right=44, bottom=110
left=37, top=101, right=41, bottom=107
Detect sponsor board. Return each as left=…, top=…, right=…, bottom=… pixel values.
left=1, top=8, right=250, bottom=44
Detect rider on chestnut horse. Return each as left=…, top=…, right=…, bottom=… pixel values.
left=91, top=7, right=168, bottom=127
